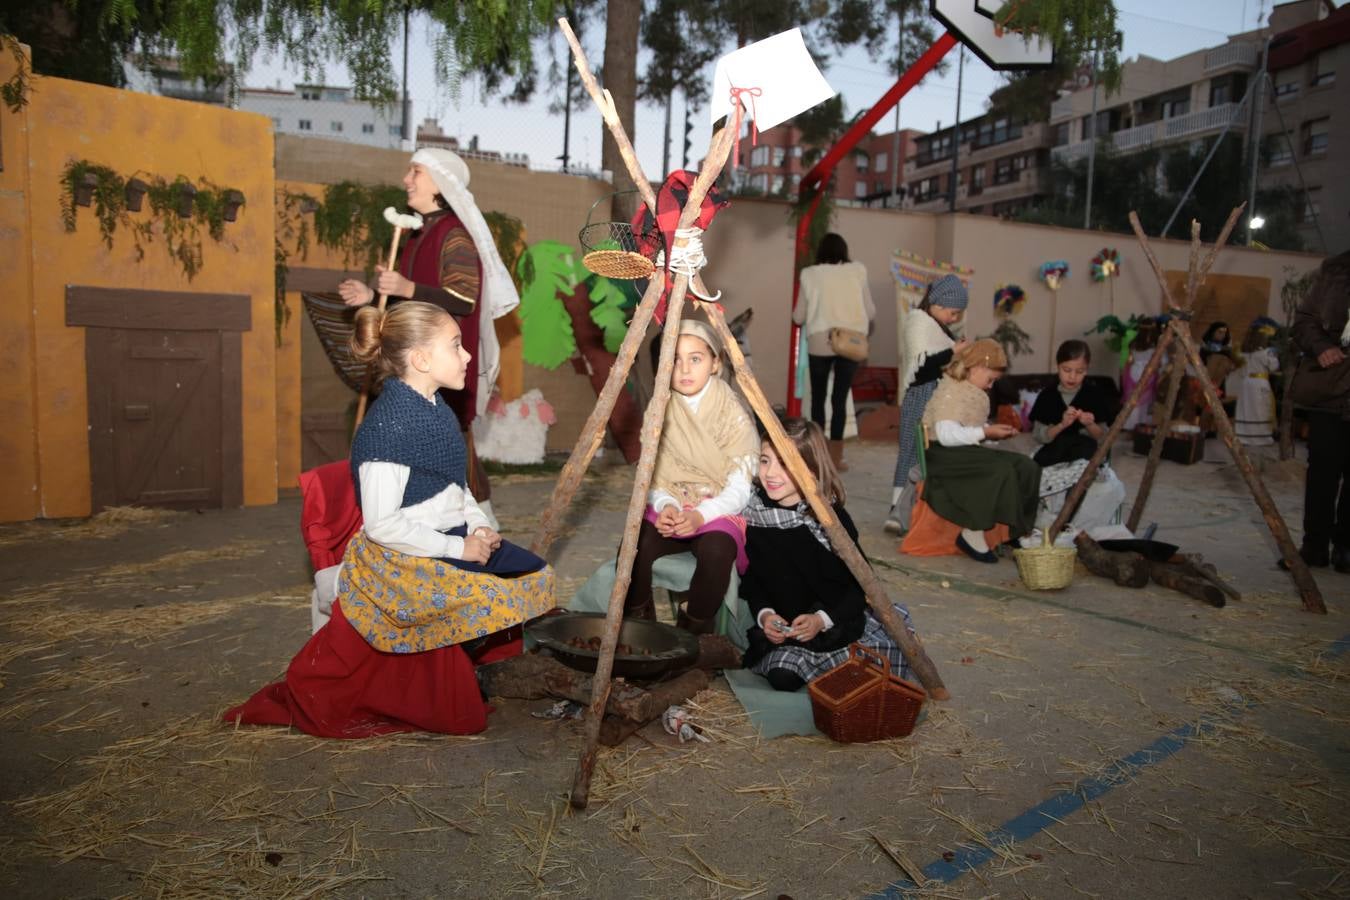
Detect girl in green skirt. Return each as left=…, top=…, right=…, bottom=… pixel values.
left=921, top=340, right=1041, bottom=563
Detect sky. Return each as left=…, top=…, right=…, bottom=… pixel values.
left=245, top=1, right=1275, bottom=179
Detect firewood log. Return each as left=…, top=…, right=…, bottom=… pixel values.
left=1074, top=534, right=1150, bottom=587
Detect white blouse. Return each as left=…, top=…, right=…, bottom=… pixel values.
left=358, top=461, right=491, bottom=559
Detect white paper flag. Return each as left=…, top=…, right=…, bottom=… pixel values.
left=709, top=28, right=836, bottom=132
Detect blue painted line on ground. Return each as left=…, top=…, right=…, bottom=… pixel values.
left=868, top=630, right=1350, bottom=900
left=866, top=709, right=1237, bottom=900
left=1324, top=632, right=1350, bottom=660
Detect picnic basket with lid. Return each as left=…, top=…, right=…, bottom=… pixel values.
left=807, top=643, right=926, bottom=743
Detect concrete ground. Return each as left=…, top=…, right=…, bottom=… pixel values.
left=0, top=438, right=1347, bottom=899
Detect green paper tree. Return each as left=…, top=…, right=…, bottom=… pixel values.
left=516, top=240, right=583, bottom=370
left=515, top=239, right=635, bottom=368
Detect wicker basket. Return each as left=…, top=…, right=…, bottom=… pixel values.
left=808, top=644, right=926, bottom=743
left=1012, top=543, right=1077, bottom=590
left=578, top=191, right=659, bottom=280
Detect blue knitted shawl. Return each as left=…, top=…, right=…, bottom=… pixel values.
left=349, top=378, right=467, bottom=509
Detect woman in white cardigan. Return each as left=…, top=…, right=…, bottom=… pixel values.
left=793, top=233, right=875, bottom=471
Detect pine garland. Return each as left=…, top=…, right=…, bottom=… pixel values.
left=59, top=160, right=241, bottom=281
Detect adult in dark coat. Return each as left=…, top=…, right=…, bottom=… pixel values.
left=1289, top=250, right=1350, bottom=572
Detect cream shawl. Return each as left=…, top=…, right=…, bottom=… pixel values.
left=651, top=376, right=759, bottom=507
left=922, top=376, right=991, bottom=429
left=897, top=310, right=955, bottom=413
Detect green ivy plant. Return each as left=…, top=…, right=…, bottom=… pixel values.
left=312, top=181, right=408, bottom=273
left=274, top=188, right=318, bottom=342
left=59, top=160, right=242, bottom=282
left=1, top=34, right=32, bottom=112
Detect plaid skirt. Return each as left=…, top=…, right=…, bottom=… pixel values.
left=748, top=604, right=915, bottom=684
left=894, top=381, right=938, bottom=489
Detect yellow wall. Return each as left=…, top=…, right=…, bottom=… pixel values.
left=1, top=48, right=278, bottom=520
left=0, top=47, right=40, bottom=521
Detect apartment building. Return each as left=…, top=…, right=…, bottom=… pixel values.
left=237, top=85, right=408, bottom=150
left=731, top=126, right=922, bottom=206
left=1048, top=0, right=1345, bottom=252
left=1260, top=1, right=1350, bottom=253
left=904, top=113, right=1053, bottom=217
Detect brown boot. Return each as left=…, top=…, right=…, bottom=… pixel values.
left=675, top=609, right=715, bottom=635
left=625, top=599, right=656, bottom=621
left=828, top=439, right=849, bottom=472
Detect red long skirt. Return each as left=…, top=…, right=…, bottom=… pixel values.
left=223, top=601, right=521, bottom=738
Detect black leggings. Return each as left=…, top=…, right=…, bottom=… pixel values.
left=808, top=354, right=860, bottom=440
left=624, top=519, right=738, bottom=623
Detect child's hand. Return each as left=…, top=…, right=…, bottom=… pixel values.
left=655, top=506, right=681, bottom=536
left=461, top=535, right=493, bottom=564
left=763, top=614, right=790, bottom=645
left=953, top=338, right=971, bottom=355
left=1061, top=407, right=1079, bottom=426
left=473, top=526, right=502, bottom=551
left=787, top=613, right=825, bottom=642
left=672, top=509, right=705, bottom=537
left=1076, top=410, right=1096, bottom=426
left=983, top=424, right=1017, bottom=440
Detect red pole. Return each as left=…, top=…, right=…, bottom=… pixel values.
left=787, top=31, right=959, bottom=415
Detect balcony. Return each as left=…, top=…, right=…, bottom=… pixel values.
left=907, top=123, right=1050, bottom=178
left=1051, top=103, right=1245, bottom=164
left=1050, top=93, right=1078, bottom=123
left=1203, top=43, right=1258, bottom=74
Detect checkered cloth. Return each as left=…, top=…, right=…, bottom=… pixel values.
left=893, top=380, right=938, bottom=489
left=748, top=605, right=915, bottom=684
left=631, top=170, right=729, bottom=323
left=742, top=491, right=830, bottom=550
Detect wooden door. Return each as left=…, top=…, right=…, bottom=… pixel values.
left=70, top=285, right=250, bottom=513
left=86, top=329, right=224, bottom=509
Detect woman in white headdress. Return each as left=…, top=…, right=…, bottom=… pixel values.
left=339, top=148, right=519, bottom=514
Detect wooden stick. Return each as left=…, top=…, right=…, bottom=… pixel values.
left=1047, top=325, right=1176, bottom=538
left=703, top=305, right=950, bottom=700
left=569, top=128, right=737, bottom=811
left=1167, top=321, right=1324, bottom=613
left=530, top=274, right=665, bottom=557
left=569, top=268, right=687, bottom=810
left=1126, top=352, right=1186, bottom=532
left=1127, top=206, right=1321, bottom=612
left=353, top=224, right=407, bottom=429
left=1128, top=223, right=1200, bottom=532
left=529, top=17, right=673, bottom=557
left=1112, top=206, right=1236, bottom=534
left=559, top=19, right=658, bottom=213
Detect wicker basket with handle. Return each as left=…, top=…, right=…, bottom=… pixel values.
left=808, top=643, right=926, bottom=743
left=1012, top=541, right=1077, bottom=590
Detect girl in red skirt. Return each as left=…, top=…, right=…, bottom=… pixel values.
left=225, top=302, right=554, bottom=737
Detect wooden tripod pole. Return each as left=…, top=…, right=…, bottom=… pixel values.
left=568, top=267, right=689, bottom=811
left=531, top=274, right=666, bottom=557
left=1127, top=221, right=1202, bottom=533
left=703, top=306, right=949, bottom=700
left=1051, top=206, right=1244, bottom=538
left=1169, top=320, right=1324, bottom=612
left=1125, top=210, right=1323, bottom=613
left=529, top=18, right=670, bottom=558
left=353, top=224, right=408, bottom=429
left=569, top=128, right=738, bottom=810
